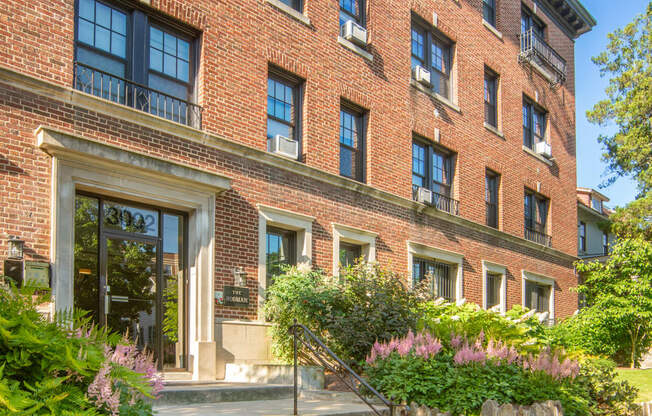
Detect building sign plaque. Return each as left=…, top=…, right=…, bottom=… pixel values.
left=223, top=286, right=249, bottom=307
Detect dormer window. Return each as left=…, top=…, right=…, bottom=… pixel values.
left=591, top=197, right=602, bottom=213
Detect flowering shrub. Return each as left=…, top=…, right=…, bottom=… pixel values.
left=365, top=331, right=588, bottom=415
left=0, top=285, right=160, bottom=415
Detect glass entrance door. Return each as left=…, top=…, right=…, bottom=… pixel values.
left=73, top=194, right=187, bottom=370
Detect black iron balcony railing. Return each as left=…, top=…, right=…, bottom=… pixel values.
left=73, top=62, right=202, bottom=129
left=524, top=225, right=552, bottom=247
left=519, top=28, right=567, bottom=84
left=412, top=185, right=460, bottom=216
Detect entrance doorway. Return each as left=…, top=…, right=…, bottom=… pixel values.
left=73, top=193, right=187, bottom=371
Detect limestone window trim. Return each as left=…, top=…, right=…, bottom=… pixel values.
left=36, top=126, right=230, bottom=382
left=521, top=270, right=555, bottom=320
left=332, top=223, right=377, bottom=277
left=257, top=204, right=315, bottom=309
left=482, top=260, right=507, bottom=314
left=406, top=241, right=464, bottom=301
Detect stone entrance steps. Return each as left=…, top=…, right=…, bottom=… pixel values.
left=153, top=383, right=389, bottom=415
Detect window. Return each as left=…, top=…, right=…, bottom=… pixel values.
left=524, top=190, right=550, bottom=245
left=602, top=232, right=609, bottom=255
left=339, top=242, right=362, bottom=268
left=412, top=139, right=453, bottom=197
left=483, top=0, right=496, bottom=26
left=579, top=222, right=586, bottom=252
left=411, top=18, right=453, bottom=99
left=266, top=227, right=296, bottom=287
left=484, top=70, right=498, bottom=128
left=413, top=258, right=454, bottom=300
left=521, top=6, right=545, bottom=39
left=267, top=70, right=302, bottom=155
left=523, top=98, right=546, bottom=149
left=340, top=0, right=364, bottom=27
left=524, top=280, right=550, bottom=313
left=486, top=272, right=501, bottom=309
left=279, top=0, right=302, bottom=12
left=340, top=104, right=366, bottom=182
left=74, top=0, right=197, bottom=125
left=485, top=170, right=499, bottom=228
left=591, top=197, right=602, bottom=213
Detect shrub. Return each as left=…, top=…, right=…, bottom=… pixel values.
left=264, top=263, right=421, bottom=368
left=0, top=284, right=161, bottom=415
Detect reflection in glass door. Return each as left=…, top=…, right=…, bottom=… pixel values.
left=73, top=193, right=187, bottom=371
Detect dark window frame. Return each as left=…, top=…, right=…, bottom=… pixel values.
left=484, top=68, right=498, bottom=128
left=411, top=14, right=453, bottom=99
left=524, top=189, right=549, bottom=234
left=522, top=96, right=547, bottom=149
left=579, top=221, right=586, bottom=252
left=524, top=280, right=550, bottom=313
left=521, top=5, right=545, bottom=39
left=266, top=66, right=304, bottom=160
left=279, top=0, right=303, bottom=13
left=602, top=232, right=609, bottom=255
left=339, top=0, right=366, bottom=27
left=486, top=271, right=501, bottom=309
left=339, top=242, right=362, bottom=268
left=483, top=0, right=496, bottom=27
left=412, top=136, right=455, bottom=198
left=412, top=257, right=455, bottom=300
left=485, top=169, right=499, bottom=228
left=265, top=226, right=297, bottom=287
left=339, top=100, right=367, bottom=182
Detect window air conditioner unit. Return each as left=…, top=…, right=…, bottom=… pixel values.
left=269, top=134, right=299, bottom=159
left=413, top=65, right=431, bottom=86
left=341, top=20, right=368, bottom=47
left=417, top=187, right=433, bottom=204
left=534, top=141, right=552, bottom=159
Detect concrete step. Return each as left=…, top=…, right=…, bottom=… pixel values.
left=155, top=383, right=294, bottom=406
left=153, top=397, right=390, bottom=415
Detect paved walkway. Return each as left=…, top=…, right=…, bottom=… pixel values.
left=154, top=397, right=379, bottom=415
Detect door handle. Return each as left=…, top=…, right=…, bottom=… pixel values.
left=105, top=285, right=111, bottom=315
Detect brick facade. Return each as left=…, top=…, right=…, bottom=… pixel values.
left=0, top=0, right=592, bottom=329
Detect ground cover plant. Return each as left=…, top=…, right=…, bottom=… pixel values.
left=0, top=284, right=162, bottom=415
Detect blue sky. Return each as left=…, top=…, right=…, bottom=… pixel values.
left=574, top=0, right=647, bottom=208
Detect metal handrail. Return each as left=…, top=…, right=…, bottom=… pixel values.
left=518, top=28, right=566, bottom=84
left=73, top=61, right=203, bottom=129
left=289, top=321, right=398, bottom=416
left=412, top=185, right=459, bottom=216
left=524, top=226, right=552, bottom=247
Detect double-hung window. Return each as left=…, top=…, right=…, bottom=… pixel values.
left=412, top=139, right=455, bottom=213
left=602, top=232, right=609, bottom=255
left=279, top=0, right=302, bottom=12
left=523, top=98, right=546, bottom=149
left=339, top=242, right=362, bottom=268
left=74, top=0, right=199, bottom=126
left=485, top=170, right=499, bottom=228
left=484, top=70, right=498, bottom=128
left=579, top=222, right=586, bottom=253
left=340, top=103, right=366, bottom=182
left=411, top=18, right=453, bottom=99
left=267, top=70, right=303, bottom=157
left=521, top=7, right=545, bottom=39
left=525, top=280, right=550, bottom=313
left=413, top=258, right=454, bottom=300
left=525, top=190, right=550, bottom=245
left=591, top=197, right=602, bottom=213
left=483, top=0, right=496, bottom=27
left=486, top=272, right=501, bottom=309
left=339, top=0, right=364, bottom=27
left=266, top=227, right=296, bottom=288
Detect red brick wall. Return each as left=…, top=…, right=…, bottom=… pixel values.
left=0, top=0, right=583, bottom=319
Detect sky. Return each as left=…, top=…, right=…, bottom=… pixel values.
left=574, top=0, right=647, bottom=209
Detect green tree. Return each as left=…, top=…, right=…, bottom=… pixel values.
left=575, top=238, right=652, bottom=368
left=586, top=3, right=652, bottom=239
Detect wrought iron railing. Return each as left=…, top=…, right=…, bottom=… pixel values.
left=289, top=321, right=400, bottom=416
left=73, top=62, right=202, bottom=129
left=524, top=225, right=552, bottom=247
left=519, top=28, right=566, bottom=84
left=412, top=185, right=459, bottom=216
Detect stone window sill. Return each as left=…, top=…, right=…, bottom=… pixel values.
left=484, top=122, right=505, bottom=139
left=482, top=19, right=503, bottom=40
left=522, top=145, right=553, bottom=166
left=337, top=36, right=373, bottom=61
left=265, top=0, right=311, bottom=26
left=410, top=80, right=461, bottom=113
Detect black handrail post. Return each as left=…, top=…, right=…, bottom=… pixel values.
left=293, top=319, right=298, bottom=416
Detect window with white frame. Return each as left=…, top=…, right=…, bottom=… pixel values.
left=522, top=271, right=555, bottom=320
left=407, top=241, right=463, bottom=301
left=332, top=223, right=377, bottom=276
left=482, top=261, right=506, bottom=313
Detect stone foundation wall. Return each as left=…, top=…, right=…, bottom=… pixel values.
left=404, top=399, right=564, bottom=416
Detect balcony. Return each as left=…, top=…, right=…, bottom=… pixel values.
left=518, top=28, right=567, bottom=86
left=73, top=62, right=202, bottom=129
left=412, top=185, right=460, bottom=216
left=524, top=225, right=552, bottom=247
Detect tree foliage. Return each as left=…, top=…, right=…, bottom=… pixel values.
left=586, top=3, right=652, bottom=238
left=574, top=238, right=652, bottom=367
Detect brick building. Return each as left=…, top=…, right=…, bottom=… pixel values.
left=0, top=0, right=594, bottom=380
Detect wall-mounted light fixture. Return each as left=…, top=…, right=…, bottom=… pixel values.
left=8, top=237, right=24, bottom=260
left=233, top=267, right=247, bottom=287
